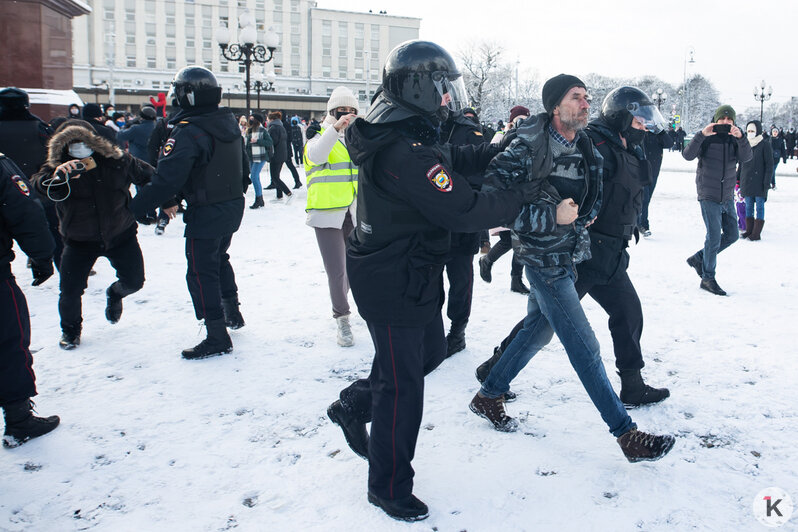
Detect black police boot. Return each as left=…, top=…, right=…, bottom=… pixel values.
left=619, top=369, right=670, bottom=407
left=105, top=285, right=123, bottom=324
left=3, top=399, right=60, bottom=448
left=686, top=252, right=703, bottom=278
left=445, top=320, right=467, bottom=357
left=700, top=278, right=727, bottom=296
left=478, top=255, right=493, bottom=283
left=59, top=327, right=81, bottom=350
left=181, top=319, right=233, bottom=359
left=221, top=296, right=245, bottom=329
left=368, top=492, right=429, bottom=522
left=510, top=275, right=530, bottom=294
left=475, top=346, right=517, bottom=403
left=327, top=399, right=369, bottom=460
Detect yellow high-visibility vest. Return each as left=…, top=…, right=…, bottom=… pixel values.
left=304, top=128, right=358, bottom=211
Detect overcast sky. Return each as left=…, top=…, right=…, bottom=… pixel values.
left=324, top=0, right=798, bottom=116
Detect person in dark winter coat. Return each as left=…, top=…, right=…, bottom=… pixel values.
left=32, top=120, right=153, bottom=350
left=471, top=77, right=675, bottom=464
left=0, top=153, right=60, bottom=448
left=738, top=120, right=772, bottom=240
left=266, top=111, right=293, bottom=202
left=439, top=107, right=490, bottom=357
left=683, top=104, right=752, bottom=296
left=768, top=126, right=786, bottom=188
left=81, top=103, right=118, bottom=144
left=0, top=88, right=63, bottom=269
left=675, top=126, right=687, bottom=152
left=117, top=106, right=157, bottom=161
left=785, top=127, right=796, bottom=159
left=244, top=112, right=273, bottom=209
left=327, top=41, right=530, bottom=522
left=281, top=114, right=303, bottom=189
left=290, top=117, right=304, bottom=165
left=638, top=128, right=674, bottom=236
left=130, top=66, right=250, bottom=360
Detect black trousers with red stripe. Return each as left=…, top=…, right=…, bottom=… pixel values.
left=185, top=234, right=238, bottom=322
left=0, top=276, right=37, bottom=406
left=341, top=315, right=447, bottom=500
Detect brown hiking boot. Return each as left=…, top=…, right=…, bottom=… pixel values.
left=617, top=428, right=675, bottom=462
left=469, top=392, right=518, bottom=432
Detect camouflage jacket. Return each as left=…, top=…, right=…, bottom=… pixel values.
left=483, top=113, right=603, bottom=268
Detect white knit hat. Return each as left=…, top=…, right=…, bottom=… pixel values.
left=327, top=86, right=359, bottom=114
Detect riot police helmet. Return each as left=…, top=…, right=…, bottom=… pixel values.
left=168, top=66, right=222, bottom=109
left=600, top=86, right=667, bottom=134
left=365, top=40, right=468, bottom=125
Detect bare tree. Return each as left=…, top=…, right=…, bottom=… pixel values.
left=458, top=40, right=504, bottom=118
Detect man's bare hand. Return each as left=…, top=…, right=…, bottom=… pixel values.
left=730, top=125, right=743, bottom=139
left=556, top=198, right=578, bottom=225
left=163, top=206, right=179, bottom=219
left=701, top=123, right=717, bottom=136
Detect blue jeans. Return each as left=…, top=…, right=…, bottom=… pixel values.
left=744, top=196, right=765, bottom=220
left=481, top=264, right=635, bottom=438
left=699, top=199, right=739, bottom=280
left=249, top=160, right=267, bottom=197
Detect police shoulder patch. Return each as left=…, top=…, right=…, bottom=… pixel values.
left=426, top=163, right=453, bottom=192
left=162, top=138, right=176, bottom=157
left=11, top=175, right=30, bottom=196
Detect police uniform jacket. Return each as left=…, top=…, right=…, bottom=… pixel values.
left=344, top=117, right=524, bottom=327
left=130, top=107, right=249, bottom=239
left=0, top=154, right=54, bottom=280
left=0, top=109, right=52, bottom=180
left=32, top=120, right=153, bottom=249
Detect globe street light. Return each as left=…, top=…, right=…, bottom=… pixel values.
left=217, top=12, right=279, bottom=112
left=753, top=80, right=773, bottom=123
left=651, top=88, right=668, bottom=110
left=253, top=70, right=276, bottom=111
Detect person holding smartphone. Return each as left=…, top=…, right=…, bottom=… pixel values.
left=683, top=105, right=752, bottom=296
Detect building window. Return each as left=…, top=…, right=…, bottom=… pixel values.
left=322, top=65, right=331, bottom=78
left=355, top=23, right=364, bottom=38
left=290, top=12, right=300, bottom=24
left=274, top=11, right=283, bottom=23
left=290, top=33, right=300, bottom=46
left=126, top=34, right=135, bottom=45
left=322, top=20, right=331, bottom=36
left=322, top=47, right=331, bottom=57
left=147, top=57, right=156, bottom=68
left=358, top=90, right=366, bottom=101
left=354, top=68, right=363, bottom=80
left=290, top=0, right=299, bottom=11
left=126, top=56, right=136, bottom=67
left=338, top=65, right=347, bottom=78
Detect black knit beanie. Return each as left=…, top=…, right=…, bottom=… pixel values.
left=542, top=74, right=586, bottom=115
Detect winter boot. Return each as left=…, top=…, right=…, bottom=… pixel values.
left=293, top=180, right=303, bottom=189
left=181, top=319, right=233, bottom=359
left=445, top=320, right=467, bottom=357
left=327, top=399, right=369, bottom=460
left=368, top=492, right=429, bottom=522
left=59, top=327, right=81, bottom=350
left=3, top=399, right=60, bottom=448
left=700, top=278, right=727, bottom=296
left=619, top=369, right=670, bottom=407
left=749, top=219, right=764, bottom=241
left=510, top=275, right=530, bottom=294
left=475, top=347, right=517, bottom=402
left=221, top=296, right=245, bottom=329
left=105, top=285, right=124, bottom=324
left=336, top=315, right=354, bottom=347
left=478, top=255, right=493, bottom=283
left=249, top=196, right=265, bottom=209
left=154, top=216, right=168, bottom=235
left=617, top=428, right=675, bottom=462
left=469, top=392, right=518, bottom=432
left=740, top=216, right=755, bottom=239
left=686, top=252, right=703, bottom=278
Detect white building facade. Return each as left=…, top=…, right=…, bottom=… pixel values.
left=71, top=0, right=419, bottom=108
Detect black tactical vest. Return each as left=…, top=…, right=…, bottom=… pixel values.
left=590, top=142, right=649, bottom=241
left=177, top=122, right=243, bottom=207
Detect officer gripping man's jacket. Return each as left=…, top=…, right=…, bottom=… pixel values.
left=130, top=66, right=250, bottom=359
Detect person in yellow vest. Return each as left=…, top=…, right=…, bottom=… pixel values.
left=304, top=86, right=359, bottom=346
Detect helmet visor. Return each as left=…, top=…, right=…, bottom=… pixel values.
left=628, top=103, right=668, bottom=134
left=432, top=72, right=468, bottom=112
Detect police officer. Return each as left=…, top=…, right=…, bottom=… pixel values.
left=0, top=153, right=59, bottom=447
left=325, top=40, right=534, bottom=522
left=477, top=87, right=670, bottom=407
left=130, top=66, right=249, bottom=359
left=439, top=107, right=487, bottom=356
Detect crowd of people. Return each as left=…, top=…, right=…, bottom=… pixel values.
left=0, top=38, right=787, bottom=523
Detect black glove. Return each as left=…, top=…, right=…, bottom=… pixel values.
left=518, top=180, right=542, bottom=203
left=305, top=123, right=322, bottom=140
left=30, top=258, right=54, bottom=286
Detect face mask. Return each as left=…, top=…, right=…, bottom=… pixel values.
left=333, top=110, right=351, bottom=120
left=747, top=131, right=757, bottom=139
left=116, top=119, right=125, bottom=127
left=68, top=142, right=94, bottom=159
left=69, top=108, right=80, bottom=116
left=623, top=127, right=645, bottom=147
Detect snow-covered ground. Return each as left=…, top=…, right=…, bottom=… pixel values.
left=2, top=151, right=797, bottom=531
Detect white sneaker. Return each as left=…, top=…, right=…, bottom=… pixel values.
left=336, top=315, right=354, bottom=347
left=269, top=197, right=284, bottom=204
left=284, top=193, right=294, bottom=205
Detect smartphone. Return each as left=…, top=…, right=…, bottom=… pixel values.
left=713, top=124, right=731, bottom=135
left=80, top=156, right=97, bottom=171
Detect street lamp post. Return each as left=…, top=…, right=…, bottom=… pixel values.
left=651, top=88, right=668, bottom=110
left=753, top=80, right=773, bottom=123
left=217, top=11, right=279, bottom=113
left=681, top=46, right=695, bottom=131
left=252, top=71, right=276, bottom=111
